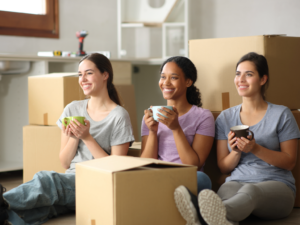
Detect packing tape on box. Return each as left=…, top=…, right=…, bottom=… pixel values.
left=222, top=92, right=230, bottom=110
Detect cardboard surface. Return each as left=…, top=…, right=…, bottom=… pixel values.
left=128, top=142, right=142, bottom=157
left=115, top=85, right=138, bottom=141
left=28, top=73, right=85, bottom=126
left=189, top=35, right=300, bottom=111
left=76, top=155, right=197, bottom=225
left=23, top=125, right=65, bottom=183
left=291, top=110, right=300, bottom=207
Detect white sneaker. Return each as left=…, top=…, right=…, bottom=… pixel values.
left=174, top=185, right=202, bottom=225
left=198, top=189, right=231, bottom=225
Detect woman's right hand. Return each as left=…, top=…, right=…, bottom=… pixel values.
left=228, top=131, right=241, bottom=153
left=62, top=121, right=77, bottom=139
left=144, top=108, right=159, bottom=133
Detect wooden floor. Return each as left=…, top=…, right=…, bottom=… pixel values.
left=1, top=170, right=299, bottom=225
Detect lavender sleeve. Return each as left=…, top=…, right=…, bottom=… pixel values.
left=196, top=109, right=215, bottom=137
left=141, top=116, right=150, bottom=136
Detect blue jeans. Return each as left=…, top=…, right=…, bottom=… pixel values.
left=3, top=171, right=75, bottom=225
left=197, top=171, right=212, bottom=194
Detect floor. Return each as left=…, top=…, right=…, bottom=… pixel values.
left=1, top=170, right=299, bottom=225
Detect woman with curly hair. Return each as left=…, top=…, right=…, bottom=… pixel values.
left=141, top=56, right=215, bottom=193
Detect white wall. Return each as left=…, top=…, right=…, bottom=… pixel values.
left=195, top=0, right=300, bottom=39
left=1, top=0, right=300, bottom=55
left=0, top=0, right=119, bottom=57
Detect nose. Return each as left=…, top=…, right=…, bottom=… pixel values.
left=80, top=73, right=87, bottom=81
left=163, top=77, right=171, bottom=85
left=238, top=73, right=246, bottom=82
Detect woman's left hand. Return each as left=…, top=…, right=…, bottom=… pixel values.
left=157, top=106, right=180, bottom=131
left=69, top=119, right=91, bottom=140
left=236, top=136, right=256, bottom=153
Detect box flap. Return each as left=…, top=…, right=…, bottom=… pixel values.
left=77, top=155, right=193, bottom=173
left=29, top=72, right=78, bottom=78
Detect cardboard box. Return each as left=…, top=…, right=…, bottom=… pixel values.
left=23, top=125, right=65, bottom=183
left=128, top=141, right=142, bottom=157
left=28, top=73, right=85, bottom=126
left=291, top=110, right=300, bottom=207
left=189, top=35, right=300, bottom=111
left=115, top=85, right=138, bottom=141
left=76, top=155, right=197, bottom=225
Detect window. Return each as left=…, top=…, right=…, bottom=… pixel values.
left=0, top=0, right=59, bottom=38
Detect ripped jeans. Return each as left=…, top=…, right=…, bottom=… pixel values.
left=3, top=171, right=75, bottom=225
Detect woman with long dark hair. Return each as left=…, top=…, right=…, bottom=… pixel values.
left=141, top=56, right=215, bottom=193
left=174, top=52, right=300, bottom=225
left=0, top=53, right=135, bottom=225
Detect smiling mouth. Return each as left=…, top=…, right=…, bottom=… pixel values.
left=82, top=84, right=92, bottom=90
left=163, top=88, right=175, bottom=92
left=238, top=85, right=248, bottom=89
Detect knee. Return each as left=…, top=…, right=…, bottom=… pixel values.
left=238, top=183, right=260, bottom=196
left=33, top=171, right=57, bottom=183
left=197, top=171, right=212, bottom=193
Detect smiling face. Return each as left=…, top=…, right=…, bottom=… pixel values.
left=235, top=61, right=267, bottom=98
left=159, top=62, right=191, bottom=101
left=78, top=59, right=108, bottom=96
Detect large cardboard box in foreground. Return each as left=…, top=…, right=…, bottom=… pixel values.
left=189, top=35, right=300, bottom=111
left=28, top=73, right=85, bottom=126
left=23, top=125, right=65, bottom=183
left=76, top=156, right=197, bottom=225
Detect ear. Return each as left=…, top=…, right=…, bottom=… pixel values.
left=103, top=71, right=109, bottom=81
left=260, top=75, right=268, bottom=86
left=186, top=79, right=193, bottom=88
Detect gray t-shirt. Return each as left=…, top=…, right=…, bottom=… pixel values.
left=57, top=99, right=135, bottom=173
left=215, top=102, right=300, bottom=193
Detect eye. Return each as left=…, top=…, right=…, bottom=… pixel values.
left=87, top=72, right=93, bottom=75
left=78, top=73, right=82, bottom=77
left=160, top=75, right=166, bottom=79
left=246, top=73, right=252, bottom=77
left=235, top=72, right=240, bottom=76
left=171, top=77, right=178, bottom=80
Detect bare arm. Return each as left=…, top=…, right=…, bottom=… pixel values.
left=240, top=137, right=298, bottom=171
left=141, top=109, right=159, bottom=159
left=59, top=123, right=80, bottom=169
left=217, top=130, right=298, bottom=173
left=217, top=139, right=242, bottom=174
left=173, top=129, right=214, bottom=169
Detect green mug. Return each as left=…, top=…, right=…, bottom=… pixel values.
left=62, top=116, right=85, bottom=127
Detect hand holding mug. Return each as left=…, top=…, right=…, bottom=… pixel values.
left=69, top=119, right=90, bottom=140
left=236, top=136, right=256, bottom=153
left=144, top=106, right=159, bottom=133
left=230, top=125, right=255, bottom=153
left=62, top=121, right=77, bottom=139
left=156, top=106, right=179, bottom=131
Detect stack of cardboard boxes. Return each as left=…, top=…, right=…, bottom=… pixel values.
left=23, top=72, right=140, bottom=183
left=23, top=73, right=85, bottom=182
left=189, top=35, right=300, bottom=207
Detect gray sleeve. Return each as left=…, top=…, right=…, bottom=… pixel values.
left=110, top=110, right=135, bottom=146
left=56, top=102, right=73, bottom=129
left=277, top=108, right=300, bottom=143
left=215, top=112, right=228, bottom=140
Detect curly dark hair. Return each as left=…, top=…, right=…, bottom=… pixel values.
left=236, top=52, right=269, bottom=100
left=160, top=56, right=202, bottom=107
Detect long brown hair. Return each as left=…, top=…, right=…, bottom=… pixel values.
left=80, top=53, right=121, bottom=105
